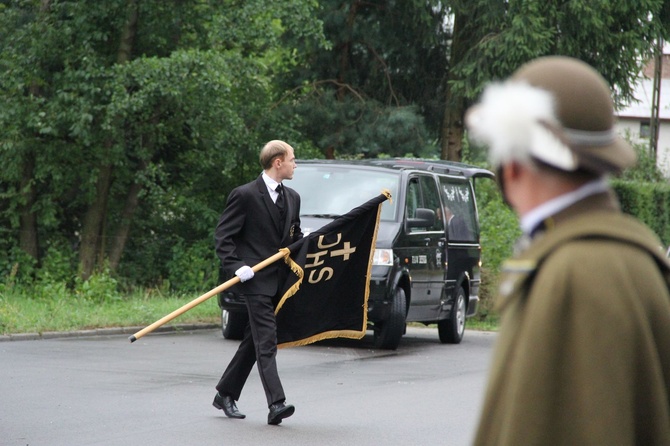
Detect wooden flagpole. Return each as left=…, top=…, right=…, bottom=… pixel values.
left=129, top=251, right=286, bottom=343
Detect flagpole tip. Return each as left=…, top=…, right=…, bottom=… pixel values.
left=129, top=335, right=137, bottom=343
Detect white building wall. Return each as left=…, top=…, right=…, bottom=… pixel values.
left=657, top=125, right=670, bottom=176
left=615, top=76, right=670, bottom=178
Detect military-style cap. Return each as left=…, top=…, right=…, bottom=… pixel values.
left=466, top=56, right=636, bottom=174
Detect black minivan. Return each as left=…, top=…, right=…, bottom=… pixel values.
left=218, top=159, right=494, bottom=350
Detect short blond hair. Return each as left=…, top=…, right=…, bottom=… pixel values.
left=259, top=140, right=294, bottom=170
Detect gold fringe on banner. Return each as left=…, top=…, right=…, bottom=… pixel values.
left=275, top=247, right=303, bottom=314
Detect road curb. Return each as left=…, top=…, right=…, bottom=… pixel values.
left=0, top=323, right=219, bottom=342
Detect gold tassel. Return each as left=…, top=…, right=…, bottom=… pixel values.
left=381, top=188, right=393, bottom=203
left=274, top=248, right=304, bottom=314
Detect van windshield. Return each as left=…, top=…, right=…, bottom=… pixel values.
left=286, top=165, right=400, bottom=221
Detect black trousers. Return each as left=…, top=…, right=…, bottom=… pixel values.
left=216, top=293, right=285, bottom=407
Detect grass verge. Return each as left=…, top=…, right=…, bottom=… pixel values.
left=0, top=290, right=219, bottom=335
left=0, top=286, right=497, bottom=336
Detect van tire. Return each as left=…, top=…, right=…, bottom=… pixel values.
left=222, top=309, right=247, bottom=340
left=438, top=286, right=466, bottom=344
left=374, top=287, right=406, bottom=350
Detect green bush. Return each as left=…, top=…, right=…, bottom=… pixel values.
left=37, top=241, right=77, bottom=286
left=166, top=239, right=219, bottom=292
left=74, top=269, right=121, bottom=303
left=614, top=141, right=670, bottom=245
left=1, top=247, right=38, bottom=286
left=474, top=176, right=521, bottom=319
left=612, top=180, right=670, bottom=246
left=477, top=178, right=521, bottom=274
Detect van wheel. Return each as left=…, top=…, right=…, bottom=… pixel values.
left=222, top=309, right=247, bottom=340
left=438, top=286, right=466, bottom=344
left=374, top=287, right=406, bottom=350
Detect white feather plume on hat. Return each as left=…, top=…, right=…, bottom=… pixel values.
left=466, top=81, right=578, bottom=171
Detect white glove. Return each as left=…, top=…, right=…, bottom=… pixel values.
left=235, top=265, right=254, bottom=282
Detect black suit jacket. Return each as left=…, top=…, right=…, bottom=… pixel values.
left=215, top=175, right=302, bottom=296
left=448, top=214, right=472, bottom=241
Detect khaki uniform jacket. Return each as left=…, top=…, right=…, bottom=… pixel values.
left=474, top=192, right=670, bottom=445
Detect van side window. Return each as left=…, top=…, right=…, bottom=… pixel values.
left=406, top=178, right=420, bottom=224
left=439, top=178, right=478, bottom=242
left=406, top=175, right=444, bottom=232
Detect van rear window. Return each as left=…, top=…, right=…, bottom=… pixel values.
left=439, top=178, right=478, bottom=242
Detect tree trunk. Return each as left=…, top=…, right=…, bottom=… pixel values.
left=18, top=150, right=39, bottom=262
left=79, top=163, right=113, bottom=280
left=440, top=6, right=469, bottom=161
left=440, top=92, right=464, bottom=161
left=78, top=0, right=138, bottom=279
left=337, top=1, right=359, bottom=101
left=117, top=0, right=138, bottom=65
left=108, top=164, right=144, bottom=272
left=17, top=0, right=52, bottom=264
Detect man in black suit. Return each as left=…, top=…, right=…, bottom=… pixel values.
left=445, top=206, right=472, bottom=241
left=212, top=140, right=303, bottom=425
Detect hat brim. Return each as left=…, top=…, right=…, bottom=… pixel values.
left=573, top=136, right=636, bottom=175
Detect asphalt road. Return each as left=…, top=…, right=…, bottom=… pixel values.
left=1, top=326, right=496, bottom=446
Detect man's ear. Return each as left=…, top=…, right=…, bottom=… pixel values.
left=497, top=162, right=524, bottom=211
left=502, top=161, right=524, bottom=182
left=499, top=163, right=512, bottom=187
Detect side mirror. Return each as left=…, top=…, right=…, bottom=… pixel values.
left=407, top=208, right=436, bottom=229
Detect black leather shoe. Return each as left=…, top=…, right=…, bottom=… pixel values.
left=268, top=401, right=295, bottom=425
left=213, top=393, right=246, bottom=419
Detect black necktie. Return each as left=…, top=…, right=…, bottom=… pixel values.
left=275, top=184, right=285, bottom=213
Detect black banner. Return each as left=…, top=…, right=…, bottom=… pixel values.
left=275, top=192, right=390, bottom=348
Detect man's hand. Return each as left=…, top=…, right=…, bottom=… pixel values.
left=235, top=265, right=254, bottom=282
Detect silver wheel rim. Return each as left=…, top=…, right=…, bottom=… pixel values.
left=456, top=294, right=465, bottom=336
left=222, top=309, right=230, bottom=329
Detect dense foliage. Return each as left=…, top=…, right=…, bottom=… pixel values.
left=0, top=0, right=325, bottom=291
left=276, top=0, right=451, bottom=158
left=1, top=0, right=668, bottom=300
left=441, top=0, right=669, bottom=159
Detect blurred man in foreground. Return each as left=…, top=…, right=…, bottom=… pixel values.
left=466, top=56, right=670, bottom=445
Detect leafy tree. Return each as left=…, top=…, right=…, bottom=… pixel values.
left=0, top=0, right=325, bottom=286
left=275, top=1, right=669, bottom=163
left=277, top=0, right=451, bottom=158
left=620, top=142, right=667, bottom=183
left=3, top=0, right=668, bottom=293
left=444, top=0, right=669, bottom=160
